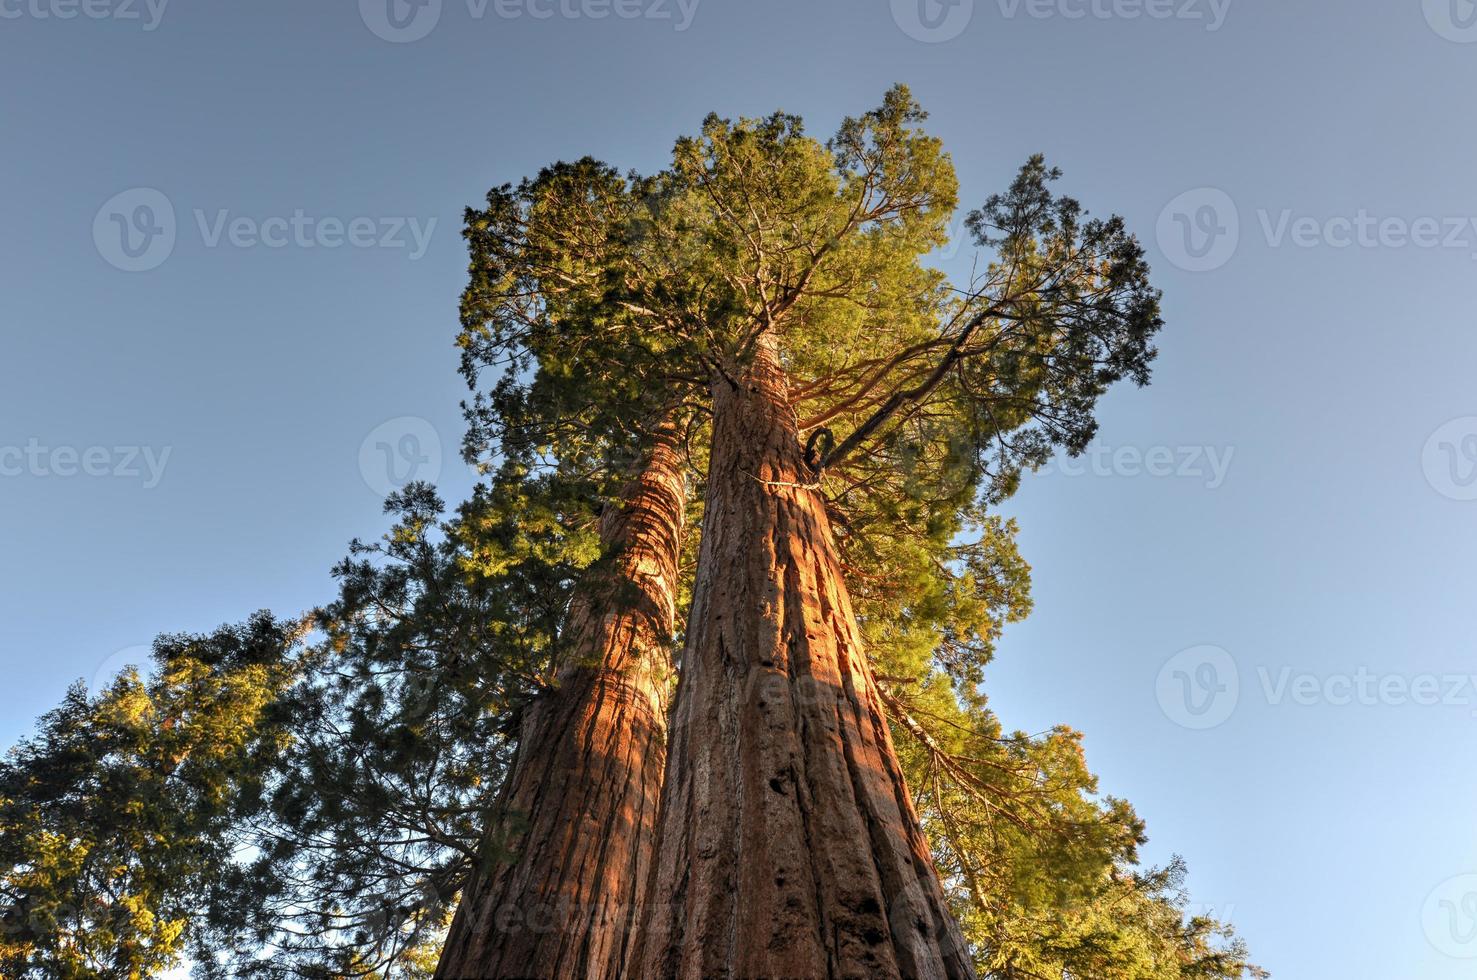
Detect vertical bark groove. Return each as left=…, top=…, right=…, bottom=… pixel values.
left=635, top=338, right=974, bottom=980
left=436, top=421, right=687, bottom=980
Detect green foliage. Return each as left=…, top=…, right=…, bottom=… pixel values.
left=198, top=479, right=599, bottom=978
left=0, top=614, right=303, bottom=979
left=0, top=87, right=1254, bottom=980
left=453, top=82, right=1159, bottom=687
left=0, top=476, right=608, bottom=980
left=885, top=675, right=1265, bottom=979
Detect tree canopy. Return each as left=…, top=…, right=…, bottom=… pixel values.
left=0, top=87, right=1261, bottom=980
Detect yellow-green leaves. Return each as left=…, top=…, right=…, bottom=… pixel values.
left=0, top=615, right=304, bottom=979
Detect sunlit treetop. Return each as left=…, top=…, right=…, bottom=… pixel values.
left=459, top=85, right=1157, bottom=497
left=456, top=83, right=1160, bottom=697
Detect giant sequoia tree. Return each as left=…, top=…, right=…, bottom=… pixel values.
left=436, top=419, right=687, bottom=978
left=0, top=615, right=307, bottom=977
left=435, top=162, right=707, bottom=977
left=441, top=86, right=1161, bottom=977
left=0, top=88, right=1265, bottom=980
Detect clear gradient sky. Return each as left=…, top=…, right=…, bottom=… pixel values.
left=4, top=1, right=1476, bottom=976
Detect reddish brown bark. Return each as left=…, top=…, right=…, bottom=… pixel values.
left=633, top=338, right=974, bottom=980
left=436, top=422, right=686, bottom=980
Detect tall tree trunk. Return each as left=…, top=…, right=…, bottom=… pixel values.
left=436, top=421, right=686, bottom=980
left=634, top=338, right=974, bottom=980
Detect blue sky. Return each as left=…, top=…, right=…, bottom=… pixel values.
left=4, top=1, right=1477, bottom=976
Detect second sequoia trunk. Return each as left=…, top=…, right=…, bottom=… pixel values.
left=635, top=339, right=974, bottom=979
left=436, top=422, right=686, bottom=980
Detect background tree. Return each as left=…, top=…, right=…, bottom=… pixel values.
left=199, top=478, right=596, bottom=978
left=0, top=614, right=305, bottom=979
